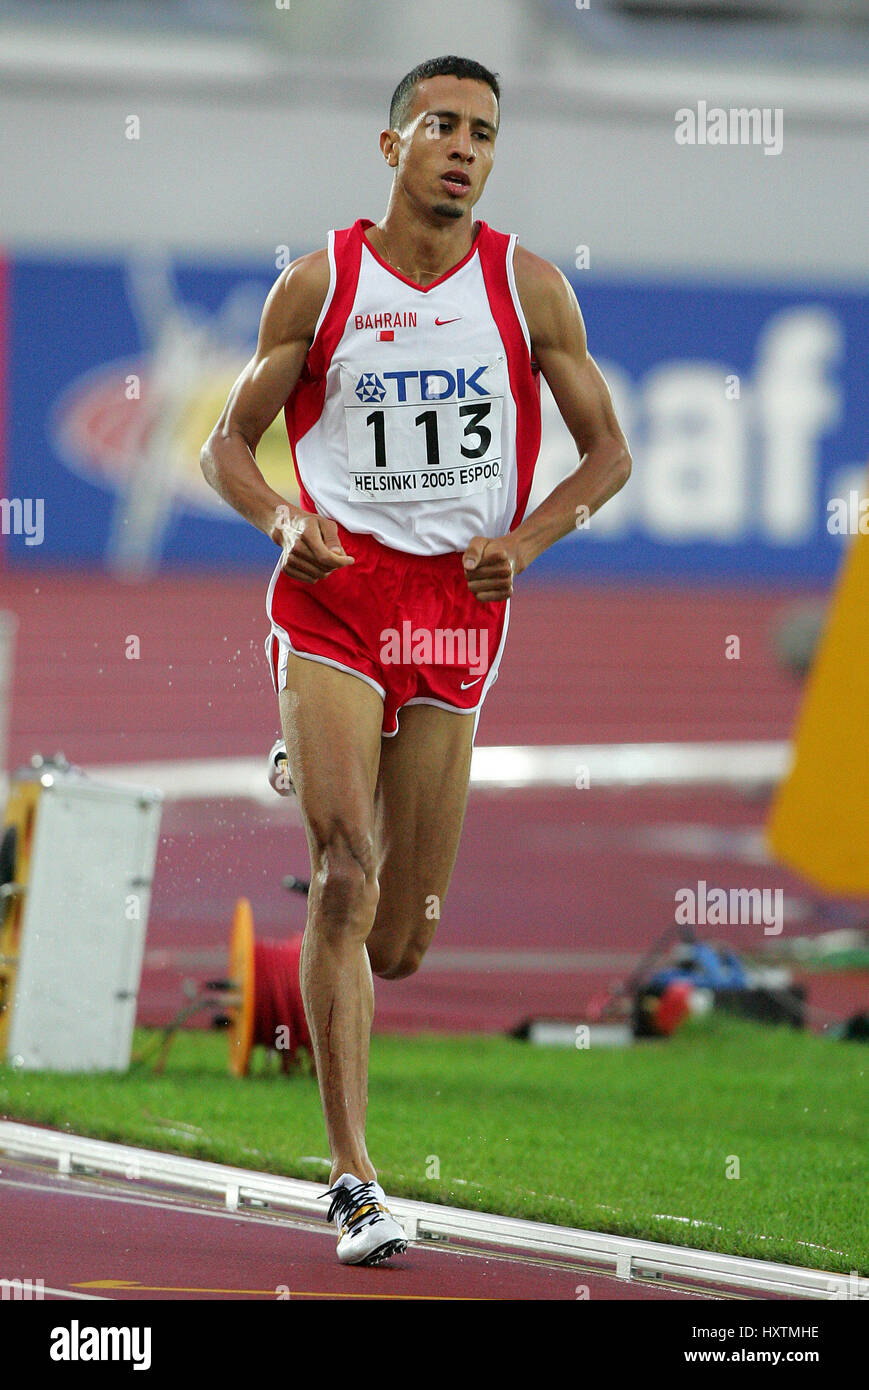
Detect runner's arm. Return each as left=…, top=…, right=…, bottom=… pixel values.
left=200, top=252, right=354, bottom=579
left=462, top=250, right=630, bottom=600
left=511, top=248, right=631, bottom=569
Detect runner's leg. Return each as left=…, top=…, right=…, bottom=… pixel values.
left=367, top=703, right=476, bottom=979
left=279, top=655, right=383, bottom=1186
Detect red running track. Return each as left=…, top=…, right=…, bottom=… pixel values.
left=0, top=1153, right=773, bottom=1302
left=1, top=573, right=859, bottom=1306
left=4, top=571, right=810, bottom=765
left=141, top=787, right=867, bottom=1036
left=3, top=571, right=865, bottom=1035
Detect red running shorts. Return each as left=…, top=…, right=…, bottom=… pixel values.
left=265, top=523, right=510, bottom=738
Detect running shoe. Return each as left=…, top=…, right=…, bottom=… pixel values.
left=267, top=736, right=294, bottom=796
left=323, top=1173, right=408, bottom=1266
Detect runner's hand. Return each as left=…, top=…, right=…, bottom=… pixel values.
left=462, top=535, right=522, bottom=601
left=271, top=504, right=355, bottom=583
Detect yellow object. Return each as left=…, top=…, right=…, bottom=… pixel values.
left=227, top=897, right=255, bottom=1077
left=0, top=777, right=42, bottom=1059
left=767, top=524, right=869, bottom=893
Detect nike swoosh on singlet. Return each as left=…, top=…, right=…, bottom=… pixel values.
left=434, top=316, right=462, bottom=326
left=460, top=676, right=484, bottom=689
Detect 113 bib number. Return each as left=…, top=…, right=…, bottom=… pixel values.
left=341, top=356, right=506, bottom=503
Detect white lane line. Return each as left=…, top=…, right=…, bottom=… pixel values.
left=0, top=1170, right=641, bottom=1289
left=81, top=741, right=790, bottom=802
left=628, top=823, right=773, bottom=862
left=1, top=1123, right=851, bottom=1298
left=142, top=945, right=643, bottom=974
left=0, top=1172, right=305, bottom=1233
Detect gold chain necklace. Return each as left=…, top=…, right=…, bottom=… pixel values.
left=376, top=224, right=477, bottom=283
left=378, top=227, right=418, bottom=280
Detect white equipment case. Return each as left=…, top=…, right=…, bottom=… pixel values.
left=1, top=755, right=162, bottom=1072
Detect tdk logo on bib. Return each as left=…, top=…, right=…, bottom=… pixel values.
left=354, top=367, right=491, bottom=405
left=355, top=373, right=387, bottom=403
left=343, top=354, right=506, bottom=505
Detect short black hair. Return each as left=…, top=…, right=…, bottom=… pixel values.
left=389, top=56, right=500, bottom=133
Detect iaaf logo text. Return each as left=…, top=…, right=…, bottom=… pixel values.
left=355, top=367, right=491, bottom=404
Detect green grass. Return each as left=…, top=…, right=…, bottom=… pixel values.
left=1, top=1014, right=866, bottom=1274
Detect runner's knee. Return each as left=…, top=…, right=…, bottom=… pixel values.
left=367, top=924, right=430, bottom=980
left=375, top=943, right=425, bottom=981
left=366, top=937, right=400, bottom=978
left=309, top=821, right=379, bottom=930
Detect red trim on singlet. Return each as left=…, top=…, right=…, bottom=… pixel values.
left=283, top=224, right=363, bottom=512
left=357, top=217, right=486, bottom=294
left=477, top=229, right=542, bottom=531
left=283, top=219, right=540, bottom=529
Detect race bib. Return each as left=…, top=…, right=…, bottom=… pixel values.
left=341, top=355, right=506, bottom=503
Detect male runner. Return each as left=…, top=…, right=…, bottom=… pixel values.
left=201, top=55, right=631, bottom=1266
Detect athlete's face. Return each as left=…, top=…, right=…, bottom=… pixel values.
left=383, top=76, right=499, bottom=221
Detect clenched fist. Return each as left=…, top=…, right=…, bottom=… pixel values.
left=461, top=535, right=525, bottom=601
left=271, top=504, right=355, bottom=584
